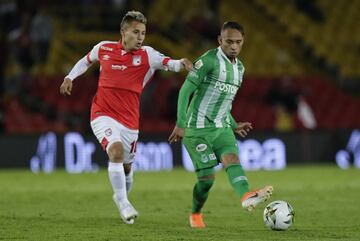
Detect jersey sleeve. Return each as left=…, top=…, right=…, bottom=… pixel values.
left=228, top=114, right=238, bottom=129
left=65, top=56, right=92, bottom=81
left=176, top=80, right=198, bottom=128
left=86, top=42, right=102, bottom=64
left=144, top=46, right=171, bottom=70
left=65, top=42, right=104, bottom=81
left=184, top=53, right=213, bottom=86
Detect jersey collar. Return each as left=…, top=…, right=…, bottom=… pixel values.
left=117, top=41, right=143, bottom=55
left=218, top=46, right=238, bottom=65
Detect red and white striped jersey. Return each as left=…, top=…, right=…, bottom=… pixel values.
left=82, top=41, right=178, bottom=129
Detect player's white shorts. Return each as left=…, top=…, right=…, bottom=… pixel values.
left=90, top=116, right=139, bottom=164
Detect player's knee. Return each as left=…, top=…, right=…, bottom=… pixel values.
left=123, top=163, right=132, bottom=175
left=198, top=171, right=215, bottom=191
left=198, top=178, right=214, bottom=192
left=108, top=142, right=124, bottom=163
left=221, top=153, right=240, bottom=167
left=197, top=167, right=215, bottom=189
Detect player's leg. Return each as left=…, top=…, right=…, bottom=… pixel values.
left=112, top=121, right=139, bottom=222
left=190, top=168, right=215, bottom=228
left=214, top=128, right=273, bottom=211
left=107, top=142, right=128, bottom=203
left=222, top=153, right=249, bottom=197
left=123, top=163, right=133, bottom=194
left=91, top=116, right=138, bottom=224
left=183, top=131, right=218, bottom=228
left=193, top=170, right=215, bottom=213
left=119, top=125, right=138, bottom=195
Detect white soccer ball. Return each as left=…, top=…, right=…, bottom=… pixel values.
left=263, top=200, right=295, bottom=230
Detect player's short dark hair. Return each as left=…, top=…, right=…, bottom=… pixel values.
left=221, top=21, right=245, bottom=35
left=120, top=10, right=147, bottom=31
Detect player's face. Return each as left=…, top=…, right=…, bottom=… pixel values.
left=218, top=28, right=244, bottom=61
left=121, top=21, right=146, bottom=51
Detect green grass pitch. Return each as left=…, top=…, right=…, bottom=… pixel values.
left=1, top=165, right=360, bottom=240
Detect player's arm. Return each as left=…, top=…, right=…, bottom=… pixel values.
left=168, top=80, right=197, bottom=143
left=167, top=58, right=193, bottom=72
left=145, top=46, right=193, bottom=72
left=229, top=114, right=253, bottom=138
left=169, top=55, right=212, bottom=143
left=60, top=42, right=100, bottom=96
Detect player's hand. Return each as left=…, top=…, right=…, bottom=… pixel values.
left=168, top=126, right=185, bottom=144
left=234, top=122, right=253, bottom=138
left=60, top=77, right=73, bottom=96
left=181, top=58, right=193, bottom=71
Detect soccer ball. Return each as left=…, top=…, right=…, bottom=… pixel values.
left=263, top=200, right=295, bottom=230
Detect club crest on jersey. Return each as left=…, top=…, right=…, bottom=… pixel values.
left=194, top=60, right=203, bottom=69
left=132, top=56, right=141, bottom=66
left=105, top=128, right=112, bottom=137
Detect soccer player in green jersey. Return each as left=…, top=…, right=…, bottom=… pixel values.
left=169, top=21, right=273, bottom=228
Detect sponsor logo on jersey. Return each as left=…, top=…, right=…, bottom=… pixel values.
left=102, top=55, right=110, bottom=61
left=214, top=81, right=239, bottom=94
left=100, top=46, right=113, bottom=51
left=111, top=64, right=127, bottom=71
left=132, top=56, right=141, bottom=66
left=194, top=60, right=203, bottom=69
left=196, top=143, right=207, bottom=152
left=105, top=128, right=112, bottom=137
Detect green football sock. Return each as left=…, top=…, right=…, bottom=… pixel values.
left=226, top=164, right=249, bottom=198
left=192, top=179, right=214, bottom=213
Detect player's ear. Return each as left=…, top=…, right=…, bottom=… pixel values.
left=120, top=28, right=126, bottom=39
left=120, top=23, right=128, bottom=37
left=218, top=35, right=222, bottom=45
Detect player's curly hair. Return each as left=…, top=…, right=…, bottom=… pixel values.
left=120, top=11, right=147, bottom=31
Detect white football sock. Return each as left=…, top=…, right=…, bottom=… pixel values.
left=108, top=162, right=128, bottom=203
left=125, top=169, right=133, bottom=194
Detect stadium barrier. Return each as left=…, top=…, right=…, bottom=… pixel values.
left=0, top=130, right=358, bottom=172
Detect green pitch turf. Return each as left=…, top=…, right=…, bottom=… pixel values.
left=1, top=165, right=360, bottom=241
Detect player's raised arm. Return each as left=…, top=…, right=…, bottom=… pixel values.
left=144, top=46, right=193, bottom=72
left=60, top=42, right=101, bottom=96
left=177, top=58, right=193, bottom=71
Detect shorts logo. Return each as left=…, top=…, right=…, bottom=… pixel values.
left=129, top=153, right=135, bottom=161
left=105, top=128, right=112, bottom=137
left=196, top=144, right=207, bottom=152
left=201, top=154, right=209, bottom=163
left=209, top=153, right=216, bottom=161
left=132, top=56, right=141, bottom=66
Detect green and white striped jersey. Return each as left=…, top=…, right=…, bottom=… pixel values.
left=184, top=47, right=244, bottom=128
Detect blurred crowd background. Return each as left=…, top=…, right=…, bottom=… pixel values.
left=0, top=0, right=359, bottom=135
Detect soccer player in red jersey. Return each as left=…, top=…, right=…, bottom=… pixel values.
left=60, top=11, right=192, bottom=224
